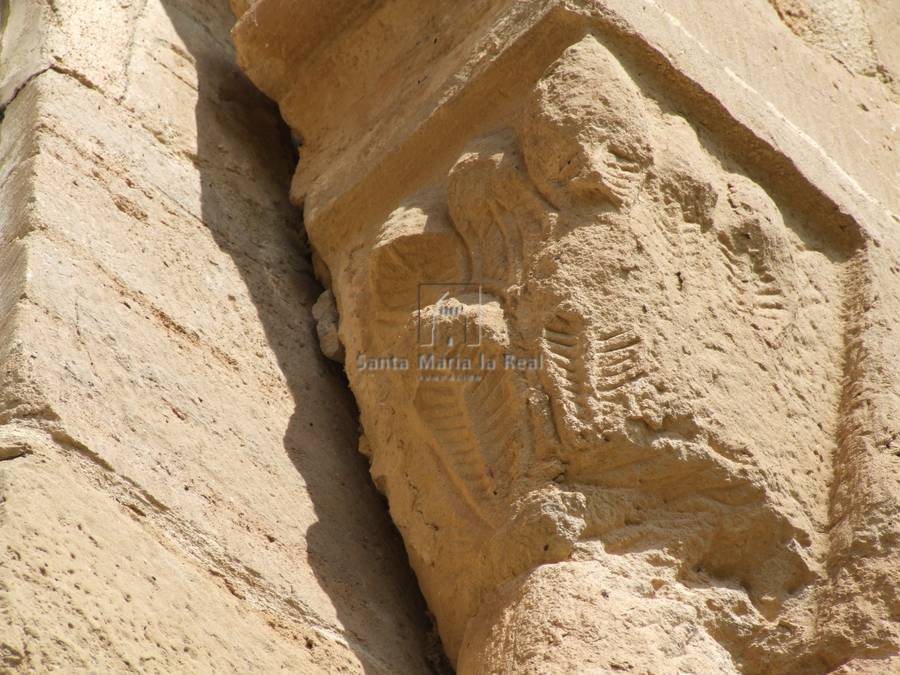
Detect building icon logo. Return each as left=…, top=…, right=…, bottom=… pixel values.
left=417, top=283, right=483, bottom=347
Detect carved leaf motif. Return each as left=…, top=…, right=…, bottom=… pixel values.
left=414, top=372, right=524, bottom=524
left=448, top=131, right=552, bottom=295
left=656, top=165, right=719, bottom=256
left=592, top=328, right=647, bottom=397
left=540, top=311, right=594, bottom=447
left=716, top=176, right=800, bottom=338
left=369, top=189, right=466, bottom=316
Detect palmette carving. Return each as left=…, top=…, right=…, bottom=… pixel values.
left=541, top=310, right=593, bottom=446
left=717, top=177, right=801, bottom=339
left=350, top=34, right=848, bottom=671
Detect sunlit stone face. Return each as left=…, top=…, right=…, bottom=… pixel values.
left=346, top=33, right=846, bottom=657
left=519, top=38, right=652, bottom=212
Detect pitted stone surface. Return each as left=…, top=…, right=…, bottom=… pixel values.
left=0, top=1, right=431, bottom=672
left=234, top=1, right=899, bottom=672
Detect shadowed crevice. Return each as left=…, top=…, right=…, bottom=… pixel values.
left=158, top=0, right=441, bottom=671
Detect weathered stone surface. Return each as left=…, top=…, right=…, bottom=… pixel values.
left=312, top=290, right=345, bottom=363
left=0, top=1, right=431, bottom=672
left=768, top=0, right=898, bottom=97
left=234, top=1, right=900, bottom=673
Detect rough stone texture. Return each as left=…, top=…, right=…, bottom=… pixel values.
left=312, top=290, right=345, bottom=363
left=0, top=1, right=432, bottom=673
left=768, top=0, right=899, bottom=97
left=234, top=1, right=900, bottom=673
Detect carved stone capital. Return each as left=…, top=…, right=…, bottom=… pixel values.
left=233, top=2, right=900, bottom=671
